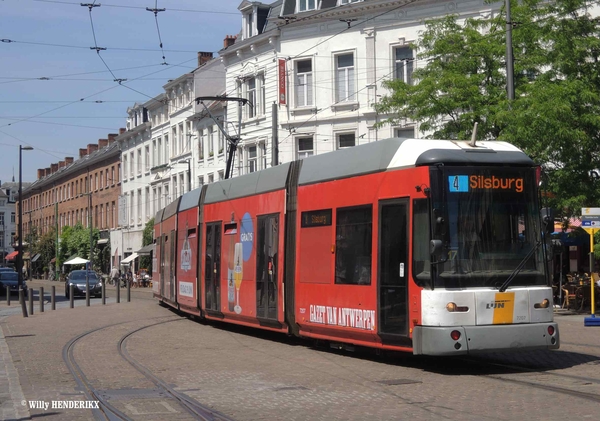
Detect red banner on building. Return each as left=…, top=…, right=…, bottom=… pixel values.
left=278, top=59, right=286, bottom=105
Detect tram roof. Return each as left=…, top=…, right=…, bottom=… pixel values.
left=204, top=162, right=292, bottom=204
left=179, top=187, right=202, bottom=212
left=297, top=138, right=534, bottom=185
left=162, top=196, right=181, bottom=221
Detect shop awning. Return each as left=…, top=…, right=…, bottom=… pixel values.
left=136, top=244, right=154, bottom=256
left=5, top=251, right=18, bottom=261
left=31, top=253, right=41, bottom=262
left=121, top=253, right=139, bottom=264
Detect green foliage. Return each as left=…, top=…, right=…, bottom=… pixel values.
left=32, top=227, right=56, bottom=271
left=58, top=223, right=99, bottom=269
left=139, top=217, right=154, bottom=271
left=375, top=0, right=600, bottom=217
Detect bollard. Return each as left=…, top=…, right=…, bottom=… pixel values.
left=6, top=286, right=10, bottom=306
left=116, top=280, right=120, bottom=304
left=127, top=279, right=131, bottom=303
left=28, top=289, right=34, bottom=316
left=69, top=284, right=74, bottom=309
left=39, top=287, right=44, bottom=313
left=19, top=290, right=27, bottom=318
left=102, top=282, right=105, bottom=305
left=51, top=286, right=55, bottom=310
left=86, top=279, right=90, bottom=307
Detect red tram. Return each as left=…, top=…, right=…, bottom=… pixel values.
left=153, top=138, right=559, bottom=355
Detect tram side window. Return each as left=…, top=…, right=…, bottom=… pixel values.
left=335, top=206, right=372, bottom=285
left=412, top=199, right=430, bottom=287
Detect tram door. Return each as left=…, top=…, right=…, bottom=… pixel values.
left=378, top=199, right=409, bottom=339
left=256, top=214, right=278, bottom=320
left=205, top=222, right=221, bottom=311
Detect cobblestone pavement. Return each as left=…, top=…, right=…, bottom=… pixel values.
left=0, top=282, right=599, bottom=421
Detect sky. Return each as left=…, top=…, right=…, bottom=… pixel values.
left=0, top=0, right=242, bottom=184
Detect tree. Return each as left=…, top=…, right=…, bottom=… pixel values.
left=32, top=227, right=55, bottom=276
left=139, top=217, right=154, bottom=272
left=58, top=223, right=99, bottom=270
left=375, top=0, right=600, bottom=217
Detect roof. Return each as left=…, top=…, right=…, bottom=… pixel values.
left=297, top=138, right=533, bottom=186
left=23, top=141, right=121, bottom=194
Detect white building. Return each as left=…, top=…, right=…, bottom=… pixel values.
left=222, top=0, right=495, bottom=169
left=0, top=181, right=31, bottom=265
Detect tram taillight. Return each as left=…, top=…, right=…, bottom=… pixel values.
left=547, top=326, right=555, bottom=336
left=450, top=330, right=461, bottom=341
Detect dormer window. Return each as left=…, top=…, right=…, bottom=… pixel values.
left=299, top=0, right=316, bottom=12
left=245, top=11, right=254, bottom=38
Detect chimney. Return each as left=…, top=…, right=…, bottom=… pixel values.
left=79, top=148, right=87, bottom=159
left=108, top=133, right=118, bottom=144
left=65, top=157, right=74, bottom=165
left=87, top=143, right=99, bottom=155
left=197, top=51, right=213, bottom=67
left=37, top=169, right=44, bottom=179
left=45, top=168, right=51, bottom=177
left=58, top=161, right=66, bottom=169
left=98, top=138, right=108, bottom=148
left=223, top=35, right=236, bottom=49
left=51, top=163, right=58, bottom=174
left=119, top=128, right=126, bottom=135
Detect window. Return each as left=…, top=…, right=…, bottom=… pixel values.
left=208, top=126, right=215, bottom=157
left=335, top=53, right=355, bottom=102
left=337, top=133, right=356, bottom=149
left=218, top=170, right=224, bottom=181
left=153, top=140, right=157, bottom=167
left=244, top=75, right=265, bottom=119
left=198, top=129, right=205, bottom=159
left=298, top=0, right=316, bottom=12
left=164, top=134, right=169, bottom=160
left=158, top=137, right=163, bottom=164
left=340, top=0, right=362, bottom=3
left=172, top=127, right=177, bottom=155
left=394, top=46, right=414, bottom=85
left=11, top=212, right=15, bottom=223
left=208, top=174, right=214, bottom=184
left=297, top=137, right=314, bottom=159
left=335, top=206, right=372, bottom=285
left=245, top=11, right=254, bottom=38
left=218, top=128, right=224, bottom=154
left=173, top=176, right=178, bottom=199
left=395, top=127, right=414, bottom=138
left=248, top=145, right=258, bottom=173
left=152, top=187, right=156, bottom=215
left=198, top=176, right=204, bottom=187
left=145, top=146, right=150, bottom=171
left=179, top=123, right=184, bottom=154
left=111, top=167, right=115, bottom=185
left=137, top=189, right=142, bottom=224
left=130, top=152, right=135, bottom=177
left=0, top=213, right=4, bottom=226
left=123, top=155, right=128, bottom=181
left=180, top=173, right=185, bottom=194
left=137, top=148, right=142, bottom=175
left=295, top=60, right=313, bottom=107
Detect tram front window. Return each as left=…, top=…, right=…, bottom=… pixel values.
left=425, top=167, right=546, bottom=289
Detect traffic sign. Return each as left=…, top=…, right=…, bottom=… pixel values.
left=582, top=220, right=600, bottom=227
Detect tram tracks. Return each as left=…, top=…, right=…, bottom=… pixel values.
left=62, top=316, right=235, bottom=421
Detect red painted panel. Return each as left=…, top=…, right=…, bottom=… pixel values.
left=298, top=225, right=332, bottom=284
left=176, top=207, right=198, bottom=309
left=162, top=215, right=177, bottom=303
left=294, top=167, right=429, bottom=341
left=202, top=190, right=287, bottom=328
left=152, top=222, right=161, bottom=297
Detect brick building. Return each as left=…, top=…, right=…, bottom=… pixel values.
left=19, top=131, right=124, bottom=271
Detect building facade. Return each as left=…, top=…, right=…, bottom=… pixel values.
left=19, top=133, right=123, bottom=272
left=1, top=181, right=30, bottom=265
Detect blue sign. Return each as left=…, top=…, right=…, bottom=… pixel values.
left=240, top=213, right=254, bottom=262
left=582, top=220, right=600, bottom=227
left=448, top=175, right=469, bottom=193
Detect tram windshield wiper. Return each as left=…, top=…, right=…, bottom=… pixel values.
left=498, top=241, right=541, bottom=292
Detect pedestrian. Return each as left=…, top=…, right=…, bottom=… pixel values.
left=132, top=271, right=138, bottom=288
left=110, top=266, right=119, bottom=286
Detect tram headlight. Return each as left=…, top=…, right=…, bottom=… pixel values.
left=446, top=302, right=469, bottom=312
left=534, top=299, right=550, bottom=309
left=446, top=302, right=457, bottom=312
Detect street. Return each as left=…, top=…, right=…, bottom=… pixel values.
left=1, top=280, right=599, bottom=420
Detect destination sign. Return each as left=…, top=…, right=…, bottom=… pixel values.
left=301, top=209, right=332, bottom=228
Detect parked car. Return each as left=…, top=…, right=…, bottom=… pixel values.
left=0, top=271, right=28, bottom=296
left=0, top=267, right=15, bottom=273
left=65, top=270, right=102, bottom=299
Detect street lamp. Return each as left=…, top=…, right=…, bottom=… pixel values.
left=178, top=159, right=192, bottom=193
left=18, top=145, right=33, bottom=318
